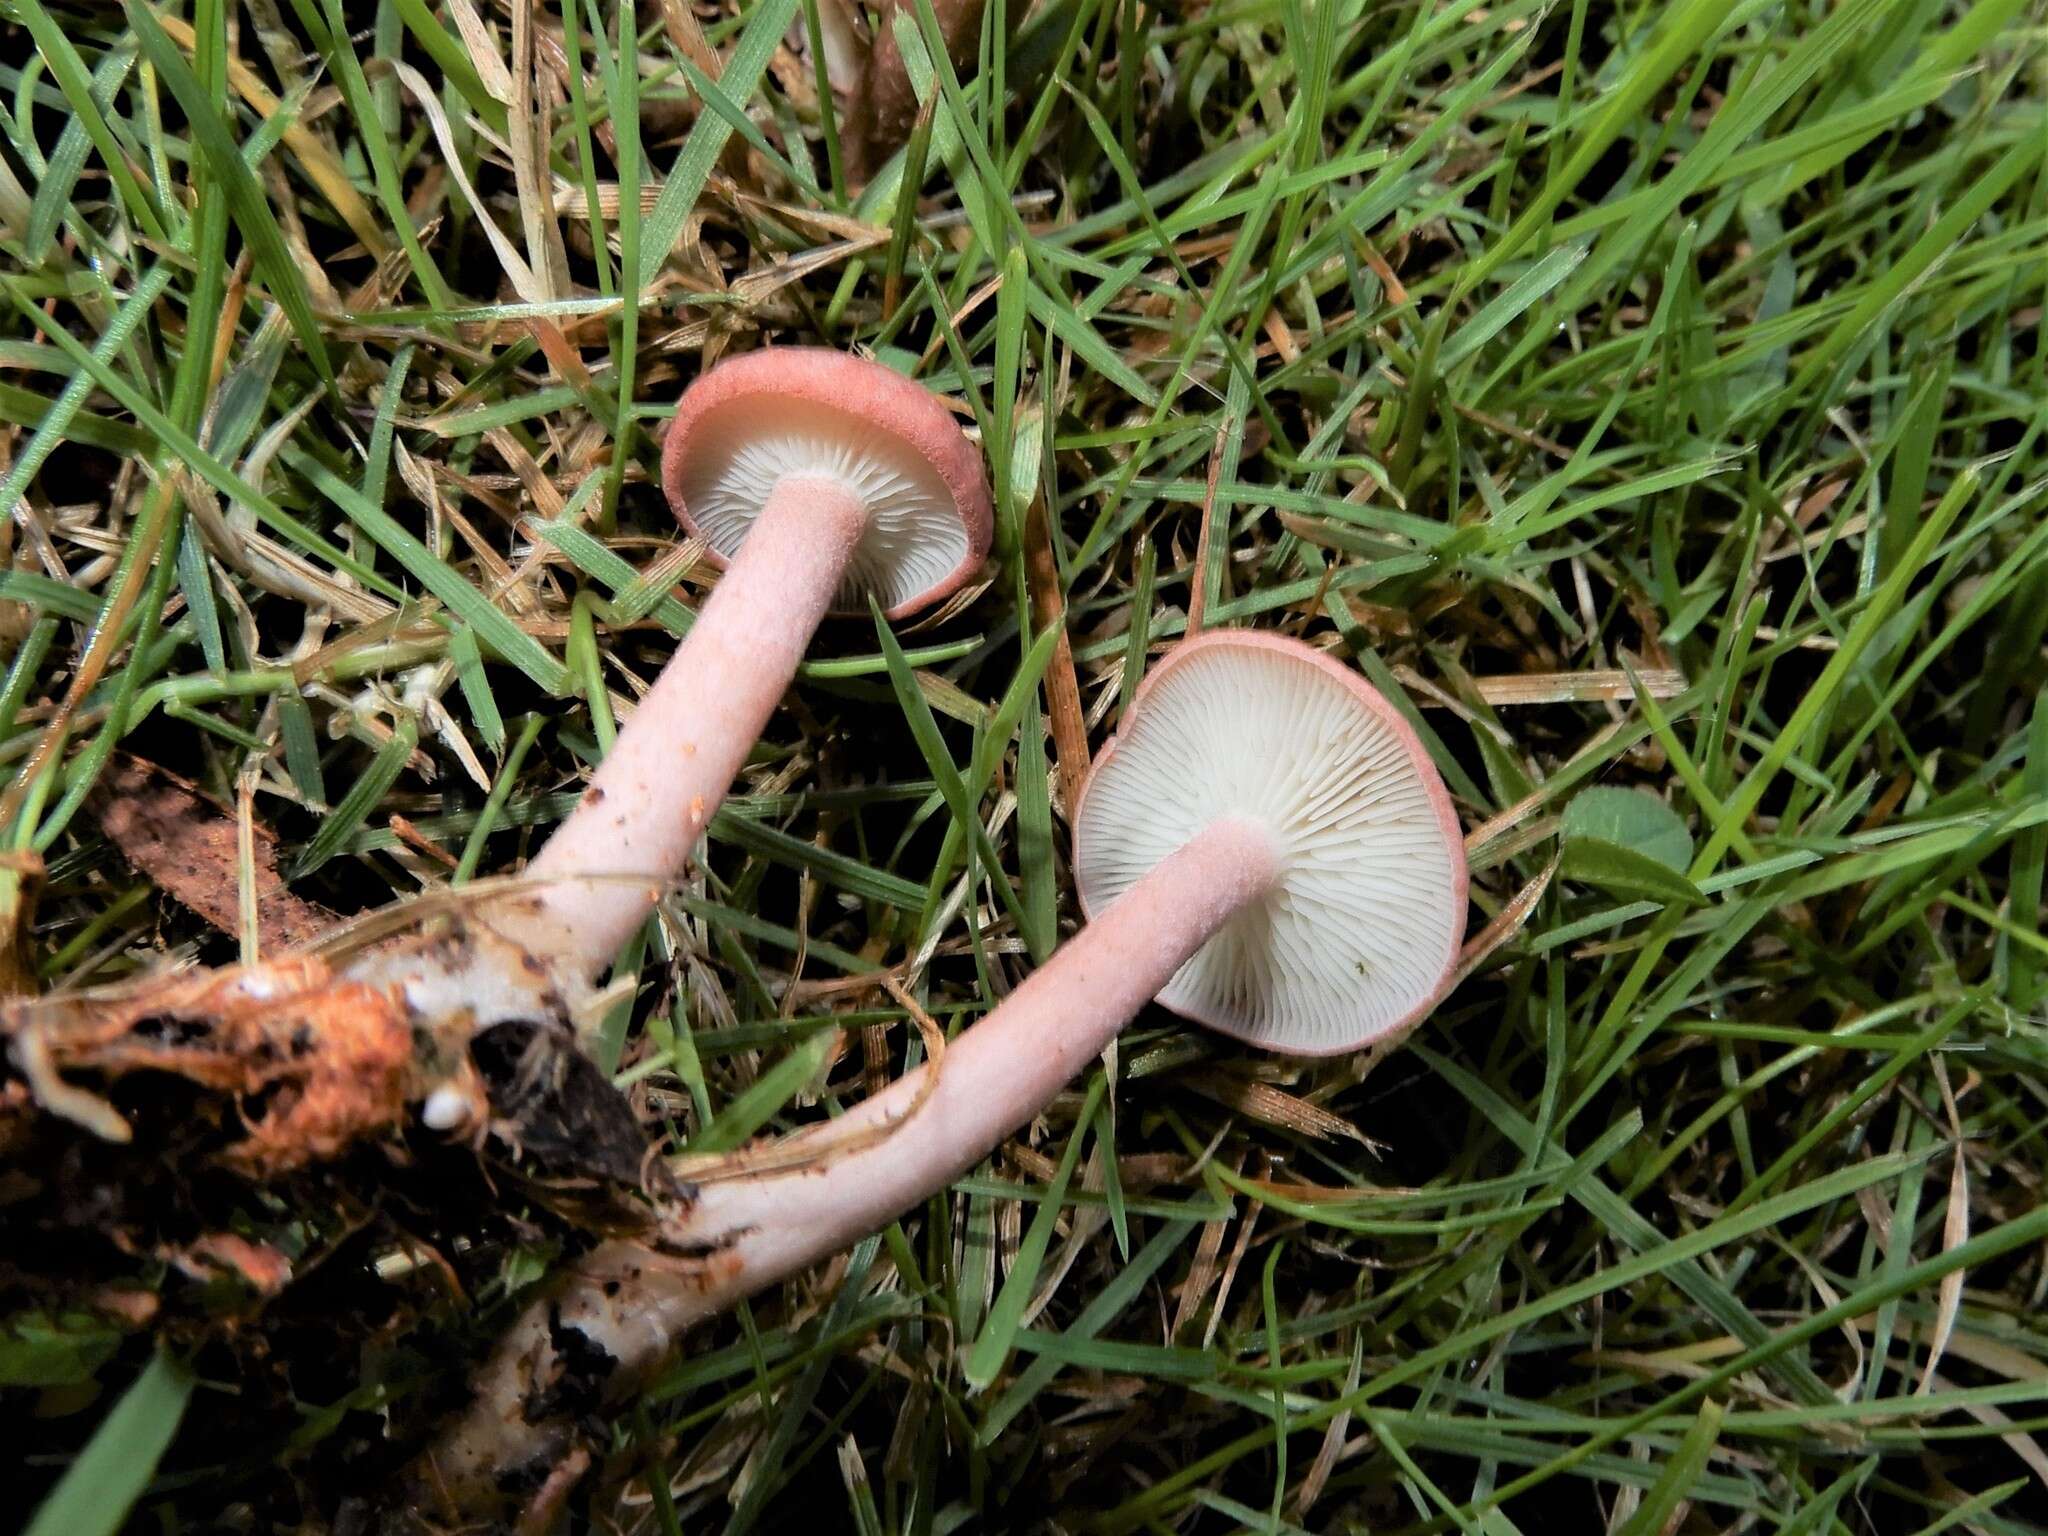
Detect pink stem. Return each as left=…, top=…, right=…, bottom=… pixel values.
left=496, top=477, right=867, bottom=983
left=421, top=819, right=1275, bottom=1501
left=686, top=816, right=1278, bottom=1279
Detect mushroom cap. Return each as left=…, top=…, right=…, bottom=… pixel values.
left=661, top=348, right=993, bottom=619
left=1073, top=631, right=1467, bottom=1056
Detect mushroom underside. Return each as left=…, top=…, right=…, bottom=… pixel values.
left=1076, top=638, right=1465, bottom=1051
left=670, top=393, right=971, bottom=611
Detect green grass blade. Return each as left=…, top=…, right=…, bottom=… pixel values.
left=24, top=1349, right=193, bottom=1536
left=965, top=1075, right=1104, bottom=1390
left=123, top=1, right=334, bottom=389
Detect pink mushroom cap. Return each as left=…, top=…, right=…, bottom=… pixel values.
left=660, top=348, right=993, bottom=620
left=1073, top=631, right=1468, bottom=1056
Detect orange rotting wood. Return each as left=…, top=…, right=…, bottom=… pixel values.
left=2, top=955, right=411, bottom=1177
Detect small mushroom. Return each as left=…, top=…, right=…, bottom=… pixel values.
left=1075, top=629, right=1468, bottom=1052
left=498, top=348, right=991, bottom=983
left=680, top=629, right=1467, bottom=1276
left=423, top=633, right=1467, bottom=1503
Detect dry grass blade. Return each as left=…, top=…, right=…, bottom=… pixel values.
left=1201, top=1201, right=1259, bottom=1353
left=384, top=60, right=543, bottom=301
left=0, top=479, right=179, bottom=829
left=507, top=0, right=570, bottom=300
left=1921, top=1368, right=2048, bottom=1493
left=1022, top=490, right=1088, bottom=815
left=1916, top=1057, right=1971, bottom=1396
left=444, top=0, right=515, bottom=102
left=1171, top=1156, right=1237, bottom=1341
left=1464, top=668, right=1688, bottom=706
left=670, top=977, right=947, bottom=1183
left=1182, top=1069, right=1377, bottom=1147
left=1453, top=855, right=1558, bottom=985
left=1290, top=1337, right=1363, bottom=1520
left=152, top=12, right=388, bottom=259
left=1188, top=419, right=1229, bottom=635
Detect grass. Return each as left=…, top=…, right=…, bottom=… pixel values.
left=3, top=0, right=2047, bottom=1531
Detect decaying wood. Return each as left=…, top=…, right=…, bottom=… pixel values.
left=1, top=955, right=411, bottom=1177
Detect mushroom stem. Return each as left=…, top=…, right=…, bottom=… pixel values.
left=416, top=819, right=1276, bottom=1509
left=687, top=815, right=1279, bottom=1273
left=496, top=476, right=868, bottom=983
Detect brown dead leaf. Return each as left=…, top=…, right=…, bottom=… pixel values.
left=94, top=756, right=338, bottom=954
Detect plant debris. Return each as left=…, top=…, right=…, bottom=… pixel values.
left=93, top=757, right=339, bottom=953
left=3, top=956, right=409, bottom=1176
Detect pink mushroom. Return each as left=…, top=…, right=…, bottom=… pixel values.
left=493, top=348, right=991, bottom=985
left=421, top=631, right=1467, bottom=1507
left=328, top=351, right=990, bottom=1143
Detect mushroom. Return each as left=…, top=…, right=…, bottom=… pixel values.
left=493, top=348, right=991, bottom=985
left=674, top=629, right=1468, bottom=1263
left=420, top=631, right=1466, bottom=1508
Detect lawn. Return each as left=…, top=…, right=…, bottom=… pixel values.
left=4, top=0, right=2048, bottom=1532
